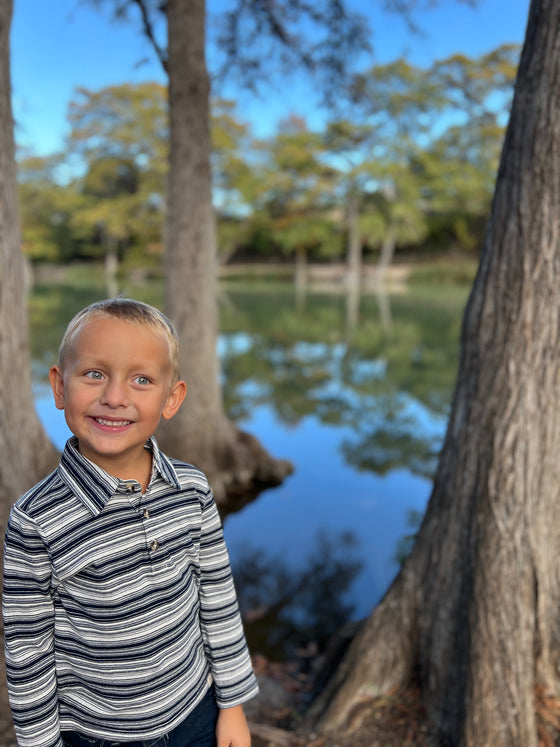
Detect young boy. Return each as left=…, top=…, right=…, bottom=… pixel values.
left=3, top=298, right=258, bottom=747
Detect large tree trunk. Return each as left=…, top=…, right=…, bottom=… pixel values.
left=0, top=0, right=58, bottom=522
left=158, top=0, right=292, bottom=503
left=310, top=2, right=560, bottom=745
left=1, top=4, right=58, bottom=743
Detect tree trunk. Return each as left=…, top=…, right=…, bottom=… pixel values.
left=103, top=232, right=119, bottom=298
left=311, top=2, right=560, bottom=745
left=158, top=0, right=292, bottom=502
left=0, top=0, right=58, bottom=524
left=294, top=245, right=308, bottom=310
left=1, top=5, right=58, bottom=742
left=377, top=224, right=397, bottom=282
left=345, top=189, right=361, bottom=289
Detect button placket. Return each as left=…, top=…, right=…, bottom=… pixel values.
left=118, top=482, right=159, bottom=557
left=140, top=505, right=158, bottom=554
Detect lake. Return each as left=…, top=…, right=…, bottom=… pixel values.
left=29, top=272, right=470, bottom=660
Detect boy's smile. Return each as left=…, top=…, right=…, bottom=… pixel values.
left=49, top=316, right=186, bottom=485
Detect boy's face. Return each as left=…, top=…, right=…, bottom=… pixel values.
left=49, top=316, right=186, bottom=477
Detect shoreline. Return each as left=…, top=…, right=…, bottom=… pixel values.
left=30, top=256, right=478, bottom=292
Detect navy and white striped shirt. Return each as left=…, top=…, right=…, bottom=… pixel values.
left=3, top=437, right=258, bottom=747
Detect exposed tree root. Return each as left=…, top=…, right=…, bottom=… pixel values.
left=536, top=685, right=560, bottom=747
left=248, top=685, right=560, bottom=747
left=158, top=418, right=293, bottom=512
left=205, top=425, right=294, bottom=512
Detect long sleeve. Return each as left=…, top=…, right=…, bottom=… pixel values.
left=197, top=490, right=258, bottom=708
left=3, top=506, right=63, bottom=747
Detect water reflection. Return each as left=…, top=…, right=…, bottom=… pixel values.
left=341, top=415, right=439, bottom=479
left=218, top=285, right=463, bottom=431
left=233, top=530, right=363, bottom=660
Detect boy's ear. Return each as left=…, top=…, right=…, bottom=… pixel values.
left=49, top=366, right=66, bottom=410
left=162, top=380, right=187, bottom=420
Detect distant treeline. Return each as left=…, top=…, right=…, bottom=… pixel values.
left=17, top=44, right=519, bottom=270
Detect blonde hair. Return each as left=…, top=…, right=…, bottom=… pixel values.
left=58, top=298, right=180, bottom=383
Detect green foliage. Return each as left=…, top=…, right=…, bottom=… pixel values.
left=18, top=154, right=81, bottom=262
left=16, top=44, right=520, bottom=265
left=211, top=98, right=258, bottom=222
left=64, top=83, right=169, bottom=265
left=240, top=116, right=341, bottom=260
left=67, top=82, right=169, bottom=165
left=349, top=44, right=519, bottom=256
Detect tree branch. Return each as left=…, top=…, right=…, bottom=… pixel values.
left=130, top=0, right=168, bottom=74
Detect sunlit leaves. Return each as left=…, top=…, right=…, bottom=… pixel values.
left=17, top=43, right=520, bottom=266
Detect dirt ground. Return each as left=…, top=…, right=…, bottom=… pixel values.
left=249, top=686, right=430, bottom=747
left=244, top=652, right=430, bottom=747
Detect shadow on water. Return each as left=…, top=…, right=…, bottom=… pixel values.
left=232, top=529, right=363, bottom=661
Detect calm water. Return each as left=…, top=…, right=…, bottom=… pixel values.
left=30, top=275, right=469, bottom=659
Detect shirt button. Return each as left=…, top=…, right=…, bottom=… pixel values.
left=143, top=509, right=150, bottom=519
left=150, top=540, right=159, bottom=552
left=126, top=484, right=135, bottom=493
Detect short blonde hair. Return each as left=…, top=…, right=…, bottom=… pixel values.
left=58, top=298, right=180, bottom=383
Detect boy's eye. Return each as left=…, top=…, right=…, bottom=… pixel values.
left=134, top=375, right=151, bottom=385
left=85, top=371, right=104, bottom=380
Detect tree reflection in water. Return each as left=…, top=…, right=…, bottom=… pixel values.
left=232, top=529, right=363, bottom=661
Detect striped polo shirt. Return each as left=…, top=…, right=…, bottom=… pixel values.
left=3, top=437, right=258, bottom=747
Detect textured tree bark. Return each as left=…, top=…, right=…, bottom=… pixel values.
left=158, top=0, right=292, bottom=502
left=0, top=0, right=58, bottom=527
left=311, top=1, right=560, bottom=745
left=1, top=7, right=58, bottom=741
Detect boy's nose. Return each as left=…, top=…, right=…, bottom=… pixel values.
left=99, top=379, right=130, bottom=407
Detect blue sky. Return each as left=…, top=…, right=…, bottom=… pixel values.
left=11, top=0, right=530, bottom=156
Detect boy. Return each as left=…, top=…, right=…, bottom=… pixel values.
left=3, top=298, right=258, bottom=747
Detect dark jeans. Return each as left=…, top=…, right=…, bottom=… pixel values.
left=61, top=688, right=218, bottom=747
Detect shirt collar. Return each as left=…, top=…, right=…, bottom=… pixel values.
left=58, top=436, right=181, bottom=515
